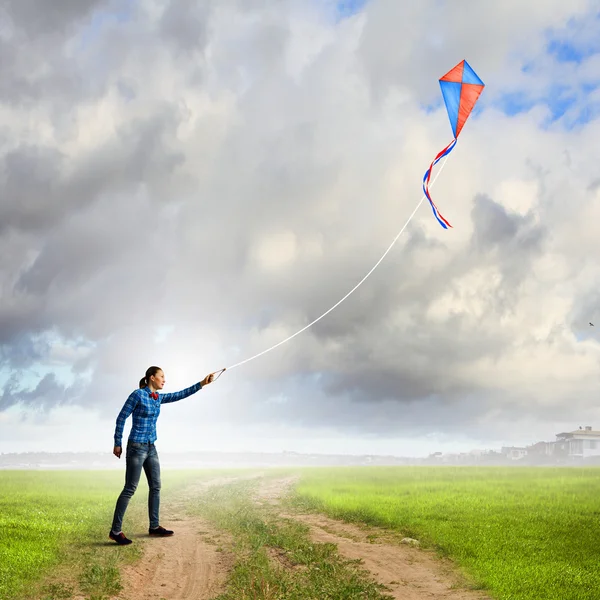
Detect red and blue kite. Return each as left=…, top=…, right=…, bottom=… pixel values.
left=422, top=60, right=485, bottom=229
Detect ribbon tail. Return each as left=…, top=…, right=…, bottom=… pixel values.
left=422, top=138, right=457, bottom=229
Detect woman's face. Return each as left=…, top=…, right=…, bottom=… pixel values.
left=150, top=369, right=166, bottom=390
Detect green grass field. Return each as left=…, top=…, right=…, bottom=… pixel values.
left=290, top=466, right=600, bottom=600
left=0, top=468, right=227, bottom=600
left=3, top=466, right=600, bottom=600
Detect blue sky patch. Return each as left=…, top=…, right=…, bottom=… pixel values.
left=335, top=0, right=369, bottom=21
left=491, top=9, right=600, bottom=128
left=78, top=0, right=136, bottom=50
left=547, top=39, right=588, bottom=63
left=545, top=11, right=600, bottom=64
left=497, top=92, right=536, bottom=117
left=544, top=84, right=578, bottom=120
left=496, top=80, right=600, bottom=129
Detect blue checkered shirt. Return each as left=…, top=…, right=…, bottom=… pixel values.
left=114, top=382, right=202, bottom=447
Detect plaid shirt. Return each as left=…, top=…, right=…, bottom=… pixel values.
left=114, top=382, right=202, bottom=447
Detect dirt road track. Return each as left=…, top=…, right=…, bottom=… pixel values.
left=116, top=477, right=241, bottom=600
left=292, top=512, right=490, bottom=600
left=117, top=515, right=232, bottom=600
left=115, top=474, right=491, bottom=600
left=257, top=476, right=491, bottom=600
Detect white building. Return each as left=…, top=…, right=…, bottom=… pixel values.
left=553, top=426, right=600, bottom=459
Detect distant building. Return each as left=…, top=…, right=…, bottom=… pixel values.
left=552, top=426, right=600, bottom=459
left=526, top=441, right=551, bottom=456
left=501, top=446, right=528, bottom=460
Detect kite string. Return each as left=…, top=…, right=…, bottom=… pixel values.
left=222, top=153, right=452, bottom=372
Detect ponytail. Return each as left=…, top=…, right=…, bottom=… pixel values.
left=139, top=366, right=161, bottom=389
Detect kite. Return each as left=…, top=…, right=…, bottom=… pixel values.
left=422, top=60, right=485, bottom=229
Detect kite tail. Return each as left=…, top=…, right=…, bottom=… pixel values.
left=422, top=138, right=457, bottom=229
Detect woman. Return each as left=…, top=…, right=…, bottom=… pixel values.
left=109, top=365, right=214, bottom=545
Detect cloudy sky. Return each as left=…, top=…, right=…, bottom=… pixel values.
left=1, top=0, right=600, bottom=457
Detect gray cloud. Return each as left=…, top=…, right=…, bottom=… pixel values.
left=0, top=0, right=113, bottom=108
left=0, top=371, right=83, bottom=412
left=1, top=145, right=67, bottom=235
left=1, top=0, right=107, bottom=38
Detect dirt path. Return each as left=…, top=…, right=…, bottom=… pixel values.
left=291, top=513, right=490, bottom=600
left=256, top=476, right=492, bottom=600
left=117, top=515, right=231, bottom=600
left=115, top=476, right=241, bottom=600
left=115, top=473, right=492, bottom=600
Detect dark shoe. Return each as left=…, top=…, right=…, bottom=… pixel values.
left=109, top=531, right=132, bottom=545
left=149, top=525, right=174, bottom=536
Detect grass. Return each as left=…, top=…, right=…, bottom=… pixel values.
left=187, top=477, right=395, bottom=600
left=289, top=466, right=600, bottom=600
left=6, top=466, right=600, bottom=600
left=0, top=468, right=234, bottom=600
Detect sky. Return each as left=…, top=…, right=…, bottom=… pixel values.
left=1, top=0, right=600, bottom=458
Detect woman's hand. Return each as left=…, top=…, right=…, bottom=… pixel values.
left=200, top=373, right=214, bottom=386
left=113, top=446, right=122, bottom=459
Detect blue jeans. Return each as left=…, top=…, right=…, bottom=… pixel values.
left=111, top=441, right=161, bottom=533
